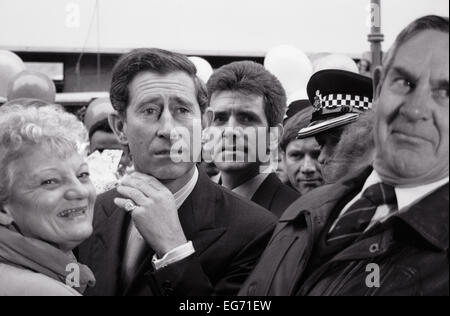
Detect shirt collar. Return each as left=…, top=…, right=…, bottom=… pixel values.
left=232, top=168, right=272, bottom=200
left=396, top=177, right=449, bottom=210
left=173, top=167, right=199, bottom=209
left=367, top=170, right=449, bottom=211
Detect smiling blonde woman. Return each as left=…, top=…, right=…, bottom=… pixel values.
left=0, top=102, right=96, bottom=296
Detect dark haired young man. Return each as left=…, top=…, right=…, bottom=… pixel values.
left=206, top=61, right=299, bottom=217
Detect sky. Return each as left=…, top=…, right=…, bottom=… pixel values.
left=0, top=0, right=448, bottom=56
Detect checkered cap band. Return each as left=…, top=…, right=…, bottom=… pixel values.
left=319, top=94, right=372, bottom=111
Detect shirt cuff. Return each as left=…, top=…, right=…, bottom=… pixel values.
left=152, top=241, right=196, bottom=270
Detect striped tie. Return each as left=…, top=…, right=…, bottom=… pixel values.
left=327, top=183, right=397, bottom=245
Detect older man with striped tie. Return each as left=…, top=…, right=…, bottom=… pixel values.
left=240, top=15, right=449, bottom=296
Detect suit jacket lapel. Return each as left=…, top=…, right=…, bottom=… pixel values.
left=181, top=170, right=227, bottom=254
left=251, top=173, right=280, bottom=210
left=90, top=195, right=130, bottom=296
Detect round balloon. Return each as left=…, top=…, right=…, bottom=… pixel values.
left=313, top=54, right=359, bottom=74
left=0, top=50, right=26, bottom=98
left=189, top=56, right=214, bottom=84
left=7, top=70, right=56, bottom=103
left=264, top=45, right=313, bottom=104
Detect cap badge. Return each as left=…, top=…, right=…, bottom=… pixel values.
left=313, top=90, right=323, bottom=111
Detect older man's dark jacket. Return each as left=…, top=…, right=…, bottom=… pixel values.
left=240, top=168, right=449, bottom=296
left=78, top=170, right=277, bottom=296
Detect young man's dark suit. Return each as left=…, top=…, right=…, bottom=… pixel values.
left=240, top=167, right=449, bottom=296
left=251, top=173, right=300, bottom=218
left=78, top=169, right=277, bottom=296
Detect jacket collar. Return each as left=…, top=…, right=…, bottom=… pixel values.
left=178, top=168, right=224, bottom=238
left=396, top=184, right=449, bottom=251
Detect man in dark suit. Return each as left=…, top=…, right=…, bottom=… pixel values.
left=77, top=48, right=276, bottom=296
left=240, top=15, right=449, bottom=296
left=204, top=61, right=299, bottom=217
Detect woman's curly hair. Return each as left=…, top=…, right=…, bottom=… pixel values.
left=0, top=103, right=88, bottom=205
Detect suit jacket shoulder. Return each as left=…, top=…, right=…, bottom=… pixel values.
left=252, top=173, right=300, bottom=217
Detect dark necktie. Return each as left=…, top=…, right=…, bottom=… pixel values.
left=327, top=182, right=397, bottom=245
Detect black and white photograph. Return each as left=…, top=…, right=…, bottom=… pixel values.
left=0, top=0, right=448, bottom=300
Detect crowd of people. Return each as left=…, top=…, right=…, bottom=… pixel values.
left=0, top=15, right=448, bottom=296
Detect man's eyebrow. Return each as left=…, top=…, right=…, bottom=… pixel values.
left=235, top=109, right=261, bottom=116
left=171, top=96, right=194, bottom=107
left=392, top=66, right=449, bottom=89
left=433, top=79, right=449, bottom=90
left=212, top=109, right=230, bottom=116
left=390, top=66, right=418, bottom=82
left=236, top=109, right=257, bottom=114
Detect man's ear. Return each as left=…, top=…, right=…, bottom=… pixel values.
left=372, top=66, right=383, bottom=100
left=203, top=108, right=215, bottom=128
left=0, top=206, right=14, bottom=226
left=269, top=124, right=284, bottom=152
left=108, top=113, right=128, bottom=145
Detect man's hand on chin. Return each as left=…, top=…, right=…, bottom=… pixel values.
left=114, top=171, right=188, bottom=257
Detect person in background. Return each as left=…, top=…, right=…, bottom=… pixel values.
left=279, top=107, right=324, bottom=195
left=358, top=51, right=373, bottom=78
left=206, top=61, right=299, bottom=217
left=0, top=102, right=96, bottom=296
left=78, top=48, right=277, bottom=296
left=240, top=15, right=449, bottom=296
left=84, top=97, right=132, bottom=175
left=276, top=99, right=313, bottom=186
left=297, top=69, right=374, bottom=183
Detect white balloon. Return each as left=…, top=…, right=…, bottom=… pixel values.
left=189, top=56, right=214, bottom=84
left=313, top=54, right=359, bottom=74
left=0, top=50, right=26, bottom=98
left=264, top=45, right=313, bottom=104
